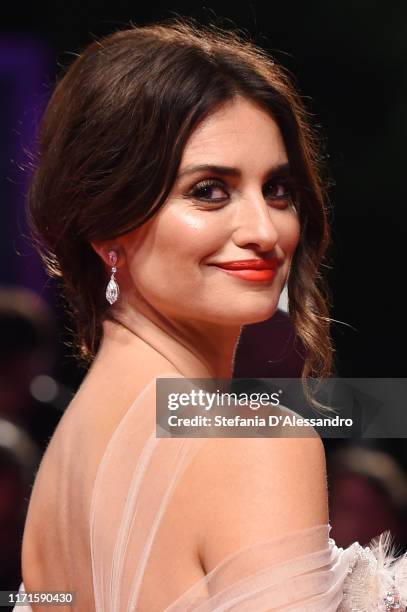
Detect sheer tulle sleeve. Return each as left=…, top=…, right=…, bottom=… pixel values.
left=86, top=373, right=407, bottom=612
left=163, top=524, right=354, bottom=611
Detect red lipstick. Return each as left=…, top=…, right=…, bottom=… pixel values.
left=209, top=258, right=278, bottom=282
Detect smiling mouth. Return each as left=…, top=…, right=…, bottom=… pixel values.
left=209, top=258, right=278, bottom=271
left=210, top=266, right=277, bottom=282
left=207, top=258, right=279, bottom=281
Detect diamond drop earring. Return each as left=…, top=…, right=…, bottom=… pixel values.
left=105, top=250, right=120, bottom=305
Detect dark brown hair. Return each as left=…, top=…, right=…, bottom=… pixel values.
left=28, top=16, right=335, bottom=398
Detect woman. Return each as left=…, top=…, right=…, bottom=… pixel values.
left=17, top=17, right=406, bottom=611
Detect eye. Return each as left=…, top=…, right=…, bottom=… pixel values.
left=188, top=178, right=228, bottom=203
left=264, top=179, right=294, bottom=202
left=187, top=176, right=297, bottom=208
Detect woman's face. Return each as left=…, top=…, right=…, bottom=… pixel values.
left=120, top=96, right=301, bottom=326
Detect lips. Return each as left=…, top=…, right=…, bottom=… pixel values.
left=208, top=259, right=279, bottom=282
left=210, top=259, right=278, bottom=271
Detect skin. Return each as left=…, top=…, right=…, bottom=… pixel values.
left=22, top=98, right=326, bottom=609
left=92, top=96, right=301, bottom=379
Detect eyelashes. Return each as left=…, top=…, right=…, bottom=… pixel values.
left=187, top=177, right=297, bottom=206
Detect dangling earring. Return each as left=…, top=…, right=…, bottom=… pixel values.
left=105, top=250, right=120, bottom=305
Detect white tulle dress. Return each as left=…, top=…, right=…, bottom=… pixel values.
left=15, top=374, right=407, bottom=611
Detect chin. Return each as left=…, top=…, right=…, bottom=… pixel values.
left=217, top=303, right=279, bottom=326
left=241, top=309, right=278, bottom=325
left=244, top=296, right=280, bottom=320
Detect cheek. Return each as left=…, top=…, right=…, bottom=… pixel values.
left=156, top=209, right=223, bottom=263
left=278, top=213, right=301, bottom=254
left=123, top=211, right=223, bottom=316
left=127, top=209, right=219, bottom=281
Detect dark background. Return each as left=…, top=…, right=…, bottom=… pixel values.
left=1, top=0, right=407, bottom=598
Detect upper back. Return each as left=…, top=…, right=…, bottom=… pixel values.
left=21, top=365, right=186, bottom=610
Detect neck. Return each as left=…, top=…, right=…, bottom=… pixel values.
left=99, top=300, right=242, bottom=380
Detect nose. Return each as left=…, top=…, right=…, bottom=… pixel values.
left=232, top=193, right=279, bottom=252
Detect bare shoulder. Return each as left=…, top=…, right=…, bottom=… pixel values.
left=187, top=433, right=328, bottom=573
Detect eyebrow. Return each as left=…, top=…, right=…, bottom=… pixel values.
left=176, top=161, right=291, bottom=180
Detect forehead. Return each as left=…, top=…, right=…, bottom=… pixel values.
left=181, top=97, right=288, bottom=168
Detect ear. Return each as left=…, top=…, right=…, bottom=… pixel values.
left=90, top=240, right=122, bottom=268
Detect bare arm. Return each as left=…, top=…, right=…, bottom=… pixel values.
left=189, top=435, right=329, bottom=574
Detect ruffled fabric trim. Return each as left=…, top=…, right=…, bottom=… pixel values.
left=339, top=531, right=407, bottom=611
